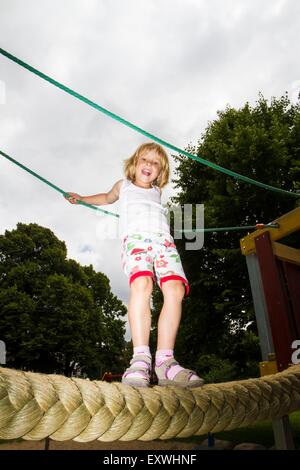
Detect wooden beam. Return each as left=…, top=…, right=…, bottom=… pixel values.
left=240, top=207, right=300, bottom=256
left=273, top=242, right=300, bottom=265
left=255, top=232, right=295, bottom=370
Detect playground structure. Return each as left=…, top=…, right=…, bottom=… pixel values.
left=241, top=206, right=300, bottom=449
left=241, top=206, right=300, bottom=372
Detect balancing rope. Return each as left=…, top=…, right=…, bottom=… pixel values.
left=1, top=365, right=300, bottom=441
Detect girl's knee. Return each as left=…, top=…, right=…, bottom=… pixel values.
left=130, top=275, right=153, bottom=294
left=162, top=279, right=185, bottom=299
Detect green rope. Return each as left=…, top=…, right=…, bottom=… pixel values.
left=177, top=223, right=279, bottom=233
left=0, top=150, right=119, bottom=218
left=0, top=47, right=299, bottom=199
left=1, top=148, right=279, bottom=234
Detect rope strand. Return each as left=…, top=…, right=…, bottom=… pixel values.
left=0, top=150, right=119, bottom=218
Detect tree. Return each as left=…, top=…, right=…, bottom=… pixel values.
left=152, top=93, right=300, bottom=381
left=0, top=223, right=126, bottom=377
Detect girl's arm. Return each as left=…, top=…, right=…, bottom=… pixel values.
left=65, top=179, right=123, bottom=205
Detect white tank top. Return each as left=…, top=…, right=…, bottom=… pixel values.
left=119, top=179, right=170, bottom=238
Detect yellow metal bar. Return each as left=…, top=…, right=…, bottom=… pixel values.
left=259, top=360, right=278, bottom=376
left=240, top=207, right=300, bottom=256
left=273, top=242, right=300, bottom=265
left=259, top=353, right=278, bottom=376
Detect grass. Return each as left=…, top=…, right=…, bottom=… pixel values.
left=177, top=411, right=300, bottom=449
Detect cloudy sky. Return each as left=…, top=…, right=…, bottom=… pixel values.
left=1, top=0, right=299, bottom=337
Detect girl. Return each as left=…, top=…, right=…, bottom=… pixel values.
left=65, top=142, right=204, bottom=388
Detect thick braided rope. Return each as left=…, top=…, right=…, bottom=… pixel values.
left=1, top=365, right=300, bottom=442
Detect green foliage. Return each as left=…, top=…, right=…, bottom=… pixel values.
left=0, top=223, right=126, bottom=378
left=152, top=93, right=300, bottom=381
left=194, top=354, right=238, bottom=383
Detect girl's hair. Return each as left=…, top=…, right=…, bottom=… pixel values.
left=123, top=142, right=170, bottom=188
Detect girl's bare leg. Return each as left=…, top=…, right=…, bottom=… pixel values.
left=157, top=280, right=185, bottom=349
left=128, top=276, right=153, bottom=346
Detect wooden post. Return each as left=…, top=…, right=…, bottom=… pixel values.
left=241, top=208, right=300, bottom=451
left=255, top=231, right=295, bottom=370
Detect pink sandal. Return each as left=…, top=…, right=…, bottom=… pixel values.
left=155, top=358, right=204, bottom=388
left=122, top=354, right=152, bottom=387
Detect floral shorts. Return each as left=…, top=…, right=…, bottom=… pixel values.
left=121, top=232, right=190, bottom=296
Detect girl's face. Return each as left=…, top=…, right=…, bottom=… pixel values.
left=134, top=150, right=162, bottom=188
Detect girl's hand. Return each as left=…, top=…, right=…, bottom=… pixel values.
left=64, top=192, right=82, bottom=204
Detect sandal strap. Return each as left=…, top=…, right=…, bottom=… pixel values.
left=156, top=357, right=200, bottom=382
left=122, top=354, right=152, bottom=387
left=123, top=354, right=152, bottom=378
left=155, top=358, right=177, bottom=380
left=172, top=368, right=198, bottom=380
left=125, top=366, right=149, bottom=373
left=123, top=368, right=149, bottom=379
left=129, top=354, right=152, bottom=368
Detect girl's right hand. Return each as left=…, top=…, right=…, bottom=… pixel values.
left=64, top=192, right=82, bottom=204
